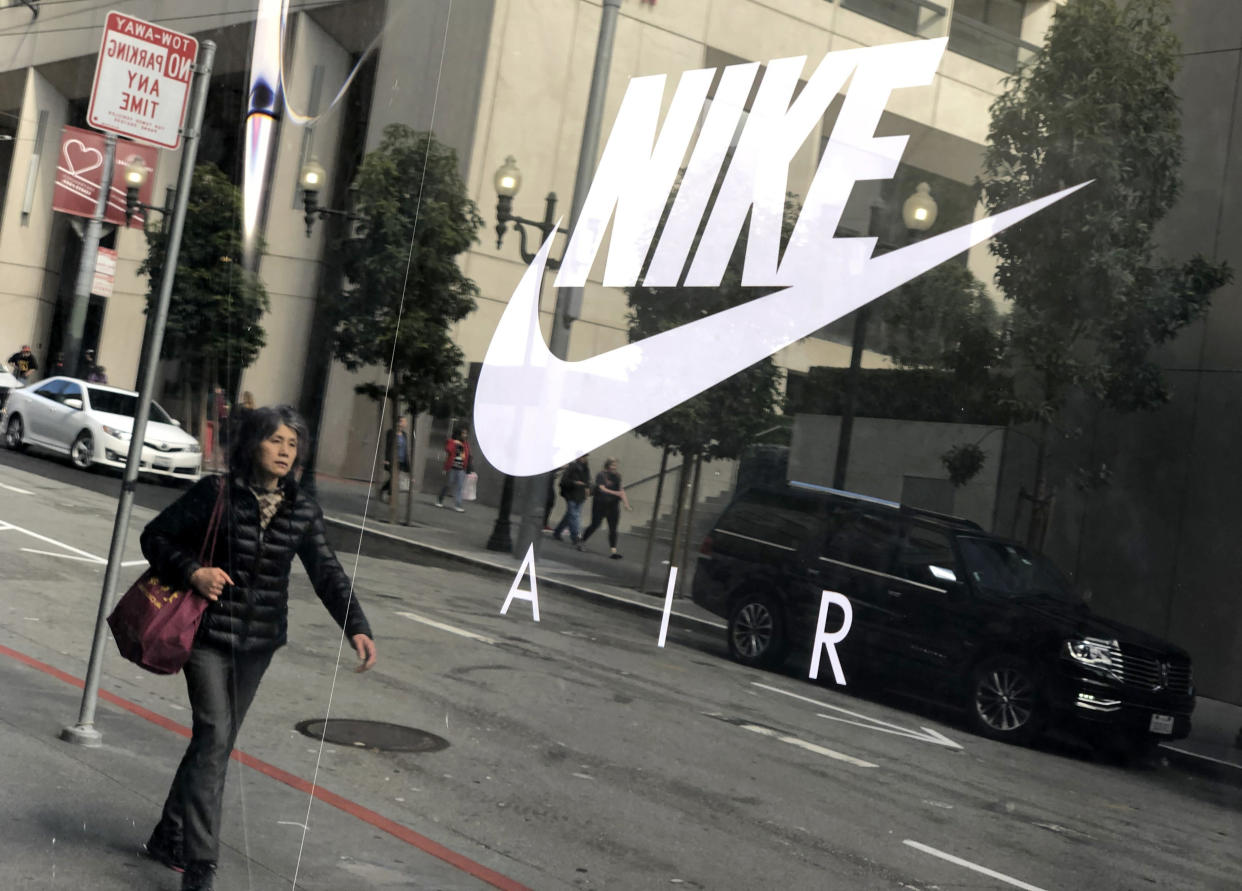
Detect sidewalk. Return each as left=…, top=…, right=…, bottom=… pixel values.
left=308, top=472, right=1242, bottom=787
left=0, top=640, right=518, bottom=891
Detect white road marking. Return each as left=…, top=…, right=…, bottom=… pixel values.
left=0, top=482, right=35, bottom=495
left=903, top=840, right=1048, bottom=891
left=121, top=560, right=148, bottom=568
left=395, top=610, right=498, bottom=645
left=0, top=522, right=107, bottom=564
left=753, top=681, right=962, bottom=750
left=738, top=722, right=877, bottom=768
left=20, top=548, right=105, bottom=564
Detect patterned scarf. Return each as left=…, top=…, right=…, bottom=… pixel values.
left=250, top=486, right=284, bottom=530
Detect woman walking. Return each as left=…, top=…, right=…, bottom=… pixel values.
left=436, top=425, right=471, bottom=511
left=140, top=405, right=377, bottom=891
left=580, top=457, right=631, bottom=558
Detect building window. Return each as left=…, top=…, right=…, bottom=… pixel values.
left=948, top=0, right=1037, bottom=73
left=839, top=0, right=949, bottom=39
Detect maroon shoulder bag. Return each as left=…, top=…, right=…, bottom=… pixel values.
left=107, top=477, right=227, bottom=675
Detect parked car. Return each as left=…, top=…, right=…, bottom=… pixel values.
left=2, top=376, right=201, bottom=481
left=692, top=481, right=1195, bottom=751
left=0, top=369, right=20, bottom=411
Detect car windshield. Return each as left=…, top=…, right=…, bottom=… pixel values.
left=87, top=388, right=173, bottom=425
left=958, top=537, right=1082, bottom=604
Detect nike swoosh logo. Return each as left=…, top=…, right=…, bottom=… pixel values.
left=476, top=182, right=1089, bottom=476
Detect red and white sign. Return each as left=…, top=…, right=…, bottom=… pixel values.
left=92, top=247, right=118, bottom=298
left=87, top=11, right=198, bottom=150
left=53, top=125, right=159, bottom=228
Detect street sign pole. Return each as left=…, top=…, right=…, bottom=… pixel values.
left=61, top=133, right=116, bottom=379
left=62, top=39, right=217, bottom=748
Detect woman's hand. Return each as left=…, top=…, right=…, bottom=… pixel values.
left=351, top=634, right=377, bottom=672
left=190, top=566, right=234, bottom=602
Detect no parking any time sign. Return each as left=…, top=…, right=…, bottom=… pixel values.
left=87, top=11, right=198, bottom=150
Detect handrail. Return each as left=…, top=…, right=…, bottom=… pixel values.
left=625, top=463, right=684, bottom=491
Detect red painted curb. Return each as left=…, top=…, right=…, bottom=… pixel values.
left=0, top=643, right=531, bottom=891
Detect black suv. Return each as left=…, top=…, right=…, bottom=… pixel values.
left=691, top=482, right=1195, bottom=749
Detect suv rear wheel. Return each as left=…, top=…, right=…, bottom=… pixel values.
left=727, top=592, right=789, bottom=669
left=967, top=656, right=1047, bottom=745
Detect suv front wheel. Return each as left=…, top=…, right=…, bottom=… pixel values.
left=967, top=656, right=1047, bottom=745
left=727, top=592, right=789, bottom=669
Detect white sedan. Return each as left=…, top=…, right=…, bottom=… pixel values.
left=2, top=376, right=202, bottom=481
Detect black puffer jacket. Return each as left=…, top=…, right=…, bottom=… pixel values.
left=140, top=474, right=372, bottom=653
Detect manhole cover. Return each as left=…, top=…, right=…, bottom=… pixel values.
left=295, top=719, right=449, bottom=753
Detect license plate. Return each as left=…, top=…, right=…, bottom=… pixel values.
left=154, top=460, right=171, bottom=471
left=1149, top=713, right=1175, bottom=735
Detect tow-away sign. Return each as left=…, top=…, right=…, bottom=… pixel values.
left=87, top=11, right=198, bottom=150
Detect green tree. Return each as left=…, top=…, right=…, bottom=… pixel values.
left=978, top=0, right=1231, bottom=549
left=330, top=124, right=483, bottom=520
left=626, top=184, right=792, bottom=586
left=139, top=163, right=268, bottom=436
left=875, top=263, right=1003, bottom=380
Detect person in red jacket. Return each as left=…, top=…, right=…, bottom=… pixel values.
left=436, top=425, right=471, bottom=511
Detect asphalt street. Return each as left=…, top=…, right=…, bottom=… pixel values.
left=1, top=451, right=1240, bottom=889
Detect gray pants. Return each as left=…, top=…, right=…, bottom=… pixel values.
left=154, top=644, right=273, bottom=863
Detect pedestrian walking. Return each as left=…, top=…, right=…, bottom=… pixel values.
left=580, top=457, right=631, bottom=558
left=6, top=344, right=37, bottom=381
left=543, top=466, right=560, bottom=531
left=552, top=454, right=591, bottom=546
left=378, top=416, right=412, bottom=502
left=139, top=404, right=377, bottom=891
left=436, top=425, right=471, bottom=511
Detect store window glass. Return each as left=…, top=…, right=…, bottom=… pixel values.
left=0, top=2, right=1238, bottom=889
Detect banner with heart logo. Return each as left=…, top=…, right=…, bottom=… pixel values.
left=53, top=125, right=159, bottom=228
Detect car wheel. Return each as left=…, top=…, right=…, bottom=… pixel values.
left=727, top=592, right=789, bottom=669
left=967, top=656, right=1046, bottom=745
left=4, top=414, right=24, bottom=451
left=70, top=430, right=95, bottom=470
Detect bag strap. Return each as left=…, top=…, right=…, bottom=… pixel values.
left=197, top=476, right=229, bottom=566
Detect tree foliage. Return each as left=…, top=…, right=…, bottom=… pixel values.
left=330, top=124, right=483, bottom=417
left=624, top=189, right=792, bottom=461
left=977, top=0, right=1231, bottom=545
left=139, top=163, right=269, bottom=373
left=875, top=262, right=1004, bottom=380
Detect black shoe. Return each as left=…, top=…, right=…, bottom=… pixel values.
left=610, top=552, right=623, bottom=560
left=144, top=830, right=185, bottom=873
left=552, top=533, right=563, bottom=542
left=182, top=860, right=217, bottom=891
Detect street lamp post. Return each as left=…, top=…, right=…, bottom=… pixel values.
left=299, top=159, right=365, bottom=236
left=832, top=182, right=938, bottom=490
left=122, top=154, right=169, bottom=225
left=486, top=156, right=567, bottom=553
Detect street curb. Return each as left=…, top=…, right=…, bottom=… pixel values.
left=322, top=515, right=726, bottom=632
left=1159, top=743, right=1242, bottom=788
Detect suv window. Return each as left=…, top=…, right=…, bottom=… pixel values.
left=822, top=510, right=901, bottom=573
left=958, top=537, right=1081, bottom=604
left=718, top=490, right=821, bottom=550
left=895, top=525, right=960, bottom=589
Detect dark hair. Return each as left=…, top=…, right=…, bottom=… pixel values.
left=229, top=404, right=311, bottom=482
left=452, top=425, right=468, bottom=439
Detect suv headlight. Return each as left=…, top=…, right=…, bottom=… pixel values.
left=1063, top=637, right=1122, bottom=680
left=101, top=425, right=130, bottom=441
